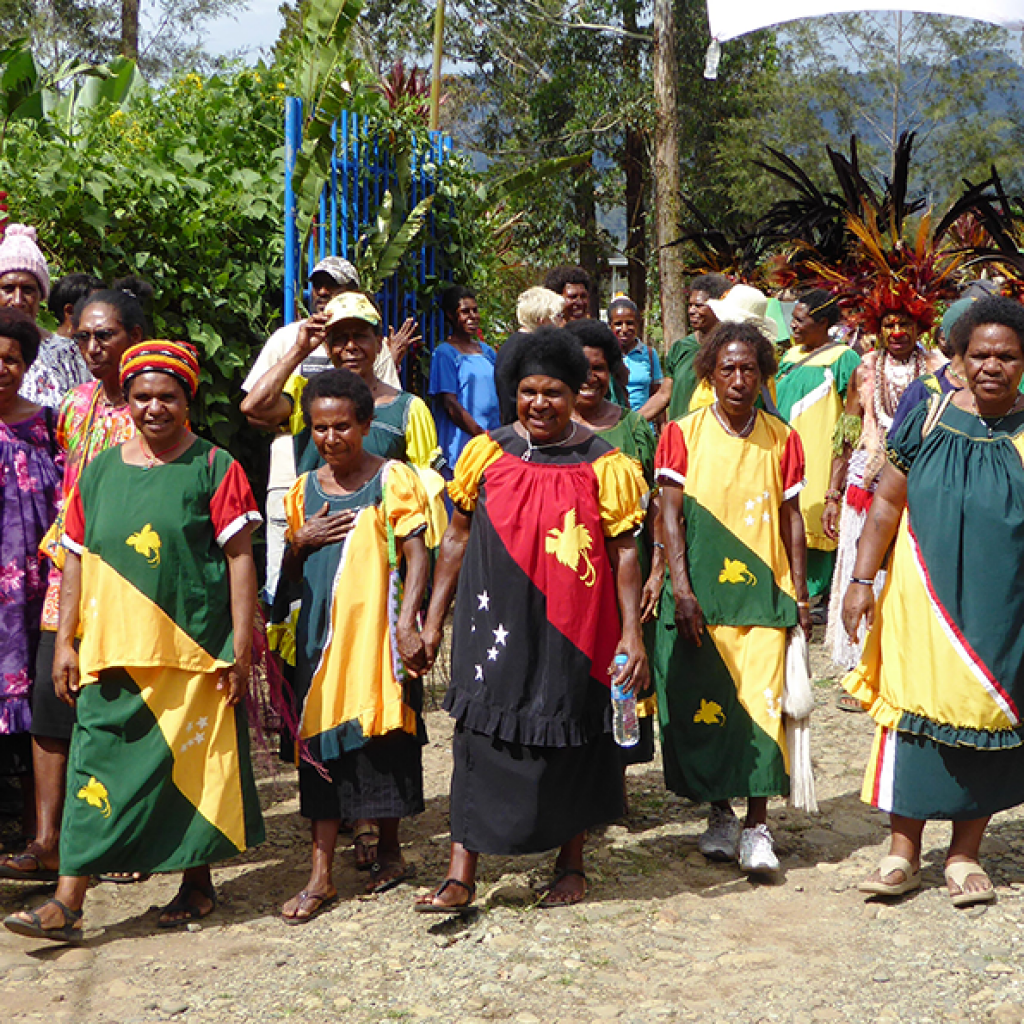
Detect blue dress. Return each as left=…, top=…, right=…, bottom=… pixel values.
left=428, top=341, right=500, bottom=469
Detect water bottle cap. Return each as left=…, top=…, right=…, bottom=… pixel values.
left=613, top=653, right=628, bottom=665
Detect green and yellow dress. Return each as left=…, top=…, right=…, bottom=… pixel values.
left=594, top=408, right=658, bottom=766
left=845, top=399, right=1024, bottom=819
left=775, top=342, right=861, bottom=597
left=281, top=461, right=431, bottom=821
left=653, top=408, right=806, bottom=801
left=664, top=334, right=702, bottom=422
left=60, top=439, right=265, bottom=875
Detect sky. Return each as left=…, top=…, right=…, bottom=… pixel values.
left=203, top=0, right=284, bottom=61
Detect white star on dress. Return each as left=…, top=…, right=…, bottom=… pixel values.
left=745, top=499, right=756, bottom=511
left=493, top=624, right=508, bottom=646
left=478, top=591, right=490, bottom=611
left=762, top=490, right=770, bottom=500
left=475, top=665, right=484, bottom=681
left=197, top=716, right=208, bottom=729
left=744, top=515, right=755, bottom=527
left=487, top=647, right=499, bottom=661
left=762, top=511, right=771, bottom=523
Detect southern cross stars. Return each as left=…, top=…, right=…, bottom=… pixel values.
left=493, top=624, right=508, bottom=645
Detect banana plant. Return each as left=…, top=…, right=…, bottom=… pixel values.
left=356, top=190, right=435, bottom=293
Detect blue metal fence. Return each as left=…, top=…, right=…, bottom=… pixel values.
left=283, top=99, right=453, bottom=383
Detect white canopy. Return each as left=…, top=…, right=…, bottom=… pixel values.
left=706, top=1, right=1024, bottom=43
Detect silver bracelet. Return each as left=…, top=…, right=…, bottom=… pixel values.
left=849, top=576, right=875, bottom=587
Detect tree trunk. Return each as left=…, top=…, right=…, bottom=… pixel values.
left=651, top=0, right=687, bottom=344
left=621, top=0, right=648, bottom=313
left=574, top=162, right=601, bottom=317
left=122, top=0, right=140, bottom=60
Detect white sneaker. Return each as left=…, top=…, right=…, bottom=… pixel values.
left=697, top=804, right=742, bottom=861
left=738, top=824, right=779, bottom=874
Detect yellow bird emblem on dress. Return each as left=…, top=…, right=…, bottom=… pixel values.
left=545, top=509, right=596, bottom=587
left=126, top=523, right=161, bottom=566
left=77, top=776, right=112, bottom=818
left=718, top=557, right=756, bottom=586
left=693, top=699, right=725, bottom=726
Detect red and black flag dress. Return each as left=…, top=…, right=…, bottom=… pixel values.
left=444, top=425, right=646, bottom=855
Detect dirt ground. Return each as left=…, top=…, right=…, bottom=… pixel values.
left=4, top=640, right=1024, bottom=1024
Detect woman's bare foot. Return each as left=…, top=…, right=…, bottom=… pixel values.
left=281, top=887, right=338, bottom=924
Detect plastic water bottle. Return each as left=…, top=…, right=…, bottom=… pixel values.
left=611, top=653, right=639, bottom=747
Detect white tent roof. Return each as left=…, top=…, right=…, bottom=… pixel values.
left=706, top=1, right=1024, bottom=43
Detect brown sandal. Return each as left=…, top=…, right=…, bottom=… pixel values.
left=414, top=877, right=475, bottom=913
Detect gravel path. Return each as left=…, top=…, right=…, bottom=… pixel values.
left=4, top=641, right=1024, bottom=1024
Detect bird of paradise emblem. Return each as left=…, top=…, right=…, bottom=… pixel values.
left=545, top=509, right=596, bottom=587
left=718, top=557, right=756, bottom=586
left=693, top=699, right=725, bottom=726
left=126, top=523, right=161, bottom=566
left=77, top=776, right=111, bottom=818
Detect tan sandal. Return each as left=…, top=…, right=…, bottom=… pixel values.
left=858, top=854, right=921, bottom=896
left=945, top=860, right=996, bottom=908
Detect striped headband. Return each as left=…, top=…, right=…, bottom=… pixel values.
left=120, top=340, right=201, bottom=399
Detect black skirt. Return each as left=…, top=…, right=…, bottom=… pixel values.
left=450, top=723, right=623, bottom=855
left=299, top=731, right=424, bottom=821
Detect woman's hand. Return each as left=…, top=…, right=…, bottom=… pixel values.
left=640, top=562, right=664, bottom=623
left=217, top=660, right=249, bottom=707
left=420, top=626, right=442, bottom=670
left=673, top=589, right=705, bottom=646
left=387, top=318, right=421, bottom=368
left=822, top=497, right=841, bottom=541
left=798, top=603, right=813, bottom=638
left=53, top=641, right=80, bottom=706
left=610, top=631, right=649, bottom=697
left=842, top=582, right=875, bottom=643
left=292, top=505, right=356, bottom=554
left=396, top=621, right=429, bottom=677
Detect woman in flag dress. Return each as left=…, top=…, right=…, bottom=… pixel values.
left=843, top=297, right=1024, bottom=907
left=416, top=327, right=648, bottom=911
left=277, top=369, right=433, bottom=923
left=654, top=321, right=811, bottom=875
left=776, top=291, right=860, bottom=607
left=4, top=341, right=264, bottom=942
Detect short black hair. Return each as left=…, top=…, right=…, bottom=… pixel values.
left=952, top=296, right=1024, bottom=359
left=301, top=367, right=374, bottom=425
left=111, top=275, right=155, bottom=311
left=543, top=265, right=592, bottom=297
left=507, top=325, right=590, bottom=393
left=47, top=273, right=104, bottom=320
left=440, top=285, right=475, bottom=326
left=797, top=289, right=842, bottom=327
left=565, top=317, right=622, bottom=373
left=0, top=307, right=42, bottom=367
left=694, top=321, right=778, bottom=382
left=74, top=287, right=148, bottom=338
left=689, top=274, right=731, bottom=300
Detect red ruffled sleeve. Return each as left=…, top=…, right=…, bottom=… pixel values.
left=210, top=458, right=262, bottom=547
left=654, top=419, right=688, bottom=488
left=781, top=428, right=807, bottom=501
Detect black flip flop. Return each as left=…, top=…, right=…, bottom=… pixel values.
left=3, top=898, right=83, bottom=944
left=0, top=850, right=59, bottom=882
left=538, top=867, right=588, bottom=908
left=367, top=860, right=417, bottom=895
left=414, top=877, right=475, bottom=913
left=281, top=889, right=337, bottom=925
left=157, top=881, right=217, bottom=929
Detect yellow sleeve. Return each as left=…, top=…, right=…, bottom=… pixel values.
left=382, top=462, right=430, bottom=539
left=284, top=374, right=308, bottom=437
left=283, top=474, right=308, bottom=540
left=447, top=433, right=503, bottom=512
left=593, top=450, right=648, bottom=538
left=404, top=395, right=443, bottom=472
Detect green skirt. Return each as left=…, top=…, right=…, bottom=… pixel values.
left=60, top=667, right=265, bottom=876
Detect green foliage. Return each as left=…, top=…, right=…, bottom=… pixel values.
left=1, top=65, right=287, bottom=485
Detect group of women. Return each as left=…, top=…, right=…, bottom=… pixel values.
left=3, top=243, right=1024, bottom=941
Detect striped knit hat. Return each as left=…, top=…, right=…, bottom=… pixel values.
left=120, top=340, right=201, bottom=399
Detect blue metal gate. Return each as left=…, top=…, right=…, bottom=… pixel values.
left=283, top=99, right=453, bottom=379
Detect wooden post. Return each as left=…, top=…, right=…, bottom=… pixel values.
left=651, top=0, right=687, bottom=346
left=430, top=0, right=445, bottom=131
left=121, top=0, right=140, bottom=60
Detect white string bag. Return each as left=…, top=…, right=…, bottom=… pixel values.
left=783, top=625, right=818, bottom=813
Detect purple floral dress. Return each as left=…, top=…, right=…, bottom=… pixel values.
left=0, top=409, right=62, bottom=734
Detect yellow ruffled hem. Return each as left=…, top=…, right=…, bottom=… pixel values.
left=841, top=665, right=902, bottom=729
